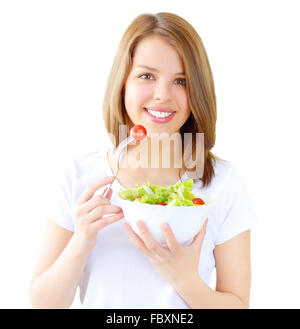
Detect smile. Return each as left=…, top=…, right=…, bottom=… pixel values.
left=143, top=108, right=175, bottom=123
left=146, top=108, right=173, bottom=118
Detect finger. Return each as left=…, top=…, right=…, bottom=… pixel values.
left=79, top=194, right=111, bottom=215
left=192, top=218, right=208, bottom=248
left=86, top=204, right=123, bottom=223
left=101, top=187, right=113, bottom=200
left=123, top=222, right=152, bottom=257
left=161, top=223, right=180, bottom=253
left=76, top=176, right=115, bottom=205
left=92, top=211, right=124, bottom=231
left=136, top=220, right=169, bottom=258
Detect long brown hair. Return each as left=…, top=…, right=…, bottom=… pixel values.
left=103, top=12, right=220, bottom=187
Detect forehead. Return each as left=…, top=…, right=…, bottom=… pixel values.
left=132, top=35, right=184, bottom=72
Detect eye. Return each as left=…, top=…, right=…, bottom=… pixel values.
left=174, top=78, right=186, bottom=86
left=139, top=73, right=154, bottom=80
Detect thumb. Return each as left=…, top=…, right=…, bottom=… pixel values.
left=191, top=218, right=208, bottom=248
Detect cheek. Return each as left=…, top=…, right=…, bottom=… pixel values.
left=125, top=82, right=153, bottom=109
left=175, top=88, right=189, bottom=113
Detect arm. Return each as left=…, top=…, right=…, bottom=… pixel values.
left=30, top=218, right=90, bottom=309
left=174, top=230, right=251, bottom=309
left=30, top=176, right=124, bottom=308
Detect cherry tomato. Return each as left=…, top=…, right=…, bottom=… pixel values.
left=130, top=125, right=147, bottom=141
left=192, top=198, right=205, bottom=205
left=157, top=202, right=167, bottom=206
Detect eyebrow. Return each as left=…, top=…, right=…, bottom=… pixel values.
left=136, top=65, right=185, bottom=76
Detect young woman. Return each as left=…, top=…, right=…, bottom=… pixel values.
left=30, top=12, right=256, bottom=309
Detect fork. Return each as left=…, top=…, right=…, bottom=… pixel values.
left=102, top=135, right=136, bottom=198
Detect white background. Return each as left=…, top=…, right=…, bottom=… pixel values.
left=0, top=0, right=299, bottom=309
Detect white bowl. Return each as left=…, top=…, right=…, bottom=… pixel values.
left=117, top=190, right=214, bottom=245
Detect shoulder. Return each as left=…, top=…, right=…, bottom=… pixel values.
left=53, top=144, right=111, bottom=195
left=212, top=158, right=236, bottom=181
left=73, top=145, right=110, bottom=170
left=213, top=158, right=246, bottom=187
left=210, top=158, right=251, bottom=204
left=60, top=143, right=112, bottom=181
left=193, top=158, right=253, bottom=211
left=194, top=158, right=242, bottom=193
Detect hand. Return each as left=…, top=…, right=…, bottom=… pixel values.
left=73, top=176, right=124, bottom=253
left=123, top=218, right=208, bottom=289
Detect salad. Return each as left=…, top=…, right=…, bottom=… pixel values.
left=118, top=179, right=205, bottom=207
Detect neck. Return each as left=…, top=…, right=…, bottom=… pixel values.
left=121, top=134, right=183, bottom=172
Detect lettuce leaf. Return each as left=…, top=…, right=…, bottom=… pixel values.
left=118, top=178, right=196, bottom=206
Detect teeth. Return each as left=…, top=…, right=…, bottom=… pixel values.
left=146, top=109, right=173, bottom=118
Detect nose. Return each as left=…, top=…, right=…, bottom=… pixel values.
left=153, top=80, right=172, bottom=102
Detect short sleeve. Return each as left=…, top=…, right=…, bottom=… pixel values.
left=45, top=161, right=75, bottom=232
left=214, top=166, right=257, bottom=245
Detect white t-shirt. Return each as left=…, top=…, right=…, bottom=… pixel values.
left=46, top=144, right=257, bottom=309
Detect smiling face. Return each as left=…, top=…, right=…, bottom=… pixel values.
left=124, top=35, right=191, bottom=136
